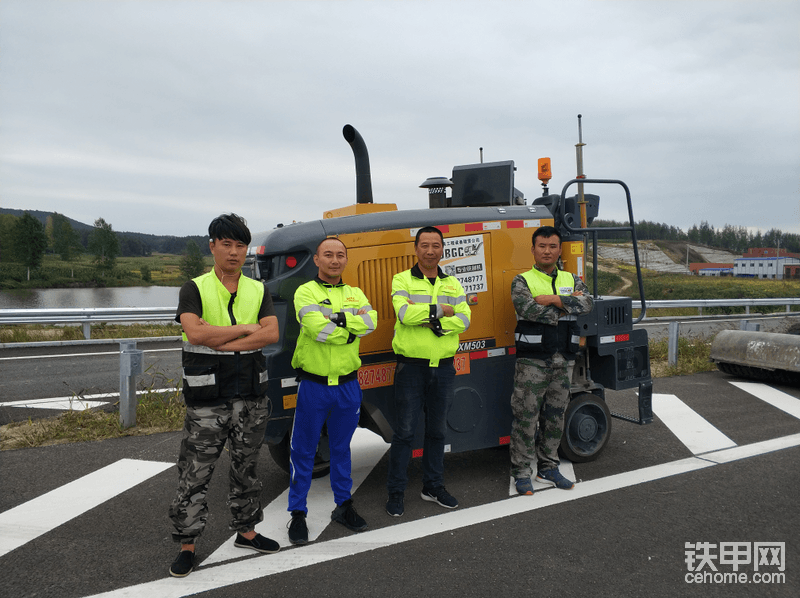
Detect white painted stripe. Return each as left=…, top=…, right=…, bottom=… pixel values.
left=701, top=432, right=800, bottom=464
left=0, top=388, right=178, bottom=411
left=79, top=432, right=800, bottom=598
left=652, top=393, right=737, bottom=454
left=729, top=381, right=800, bottom=420
left=0, top=398, right=108, bottom=411
left=0, top=348, right=179, bottom=361
left=82, top=456, right=715, bottom=598
left=201, top=427, right=390, bottom=566
left=0, top=459, right=173, bottom=558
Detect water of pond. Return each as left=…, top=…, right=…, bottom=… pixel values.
left=0, top=286, right=180, bottom=309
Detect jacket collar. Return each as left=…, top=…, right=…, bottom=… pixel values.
left=315, top=275, right=345, bottom=288
left=411, top=263, right=447, bottom=280
left=533, top=264, right=560, bottom=279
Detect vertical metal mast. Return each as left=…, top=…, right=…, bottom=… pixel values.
left=575, top=114, right=588, bottom=279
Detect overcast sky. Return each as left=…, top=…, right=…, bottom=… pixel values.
left=1, top=0, right=798, bottom=239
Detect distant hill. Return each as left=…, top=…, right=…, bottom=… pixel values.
left=0, top=208, right=209, bottom=256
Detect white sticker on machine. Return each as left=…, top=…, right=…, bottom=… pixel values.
left=441, top=235, right=487, bottom=294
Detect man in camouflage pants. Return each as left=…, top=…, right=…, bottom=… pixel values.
left=168, top=214, right=280, bottom=577
left=510, top=226, right=593, bottom=495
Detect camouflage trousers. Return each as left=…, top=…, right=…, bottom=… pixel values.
left=509, top=354, right=574, bottom=479
left=168, top=396, right=270, bottom=544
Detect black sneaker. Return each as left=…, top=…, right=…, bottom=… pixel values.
left=234, top=532, right=281, bottom=554
left=169, top=549, right=195, bottom=578
left=331, top=499, right=368, bottom=532
left=421, top=486, right=459, bottom=509
left=288, top=510, right=309, bottom=545
left=386, top=493, right=404, bottom=517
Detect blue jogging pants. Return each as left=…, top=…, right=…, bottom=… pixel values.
left=288, top=377, right=362, bottom=513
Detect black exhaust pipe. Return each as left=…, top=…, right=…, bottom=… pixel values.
left=343, top=124, right=374, bottom=204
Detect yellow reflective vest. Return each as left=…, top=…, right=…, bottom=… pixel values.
left=514, top=267, right=580, bottom=360
left=291, top=278, right=377, bottom=385
left=391, top=265, right=471, bottom=367
left=180, top=270, right=268, bottom=404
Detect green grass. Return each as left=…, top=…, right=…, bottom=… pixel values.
left=0, top=378, right=185, bottom=451
left=0, top=253, right=213, bottom=289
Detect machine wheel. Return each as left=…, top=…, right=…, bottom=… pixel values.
left=268, top=425, right=331, bottom=479
left=559, top=393, right=612, bottom=463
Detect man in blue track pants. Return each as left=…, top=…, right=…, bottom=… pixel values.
left=286, top=237, right=377, bottom=545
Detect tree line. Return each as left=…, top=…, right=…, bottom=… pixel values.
left=0, top=211, right=211, bottom=281
left=593, top=219, right=800, bottom=255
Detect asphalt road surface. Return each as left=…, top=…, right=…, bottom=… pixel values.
left=1, top=370, right=798, bottom=598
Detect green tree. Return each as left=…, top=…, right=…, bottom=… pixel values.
left=88, top=217, right=120, bottom=271
left=180, top=240, right=206, bottom=279
left=52, top=213, right=83, bottom=261
left=0, top=213, right=19, bottom=262
left=12, top=212, right=47, bottom=271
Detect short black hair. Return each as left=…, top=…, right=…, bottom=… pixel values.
left=532, top=225, right=561, bottom=245
left=415, top=226, right=444, bottom=246
left=315, top=237, right=347, bottom=255
left=208, top=213, right=251, bottom=245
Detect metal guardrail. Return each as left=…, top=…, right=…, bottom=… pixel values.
left=633, top=298, right=800, bottom=313
left=0, top=307, right=176, bottom=339
left=2, top=299, right=799, bottom=339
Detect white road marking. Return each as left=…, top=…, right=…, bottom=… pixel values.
left=201, top=427, right=390, bottom=566
left=82, top=431, right=800, bottom=598
left=0, top=459, right=173, bottom=558
left=652, top=393, right=737, bottom=454
left=729, top=381, right=800, bottom=419
left=0, top=347, right=180, bottom=361
left=0, top=388, right=178, bottom=411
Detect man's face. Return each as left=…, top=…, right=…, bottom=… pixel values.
left=314, top=239, right=348, bottom=283
left=210, top=237, right=248, bottom=275
left=415, top=232, right=444, bottom=271
left=532, top=235, right=561, bottom=271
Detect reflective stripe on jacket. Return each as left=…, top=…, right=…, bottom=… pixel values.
left=180, top=270, right=267, bottom=404
left=391, top=266, right=471, bottom=367
left=291, top=278, right=377, bottom=385
left=514, top=267, right=581, bottom=360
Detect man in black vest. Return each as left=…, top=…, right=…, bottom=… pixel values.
left=168, top=214, right=280, bottom=578
left=509, top=226, right=593, bottom=495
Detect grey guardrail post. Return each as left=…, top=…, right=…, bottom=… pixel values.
left=668, top=321, right=680, bottom=367
left=119, top=340, right=144, bottom=428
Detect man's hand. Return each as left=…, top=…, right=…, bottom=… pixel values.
left=440, top=304, right=455, bottom=318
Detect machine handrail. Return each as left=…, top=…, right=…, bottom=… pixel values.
left=559, top=178, right=648, bottom=324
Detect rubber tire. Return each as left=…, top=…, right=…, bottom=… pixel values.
left=268, top=426, right=331, bottom=479
left=559, top=393, right=612, bottom=463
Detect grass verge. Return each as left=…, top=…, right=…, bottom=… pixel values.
left=0, top=338, right=718, bottom=451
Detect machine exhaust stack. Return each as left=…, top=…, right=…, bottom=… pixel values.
left=343, top=124, right=374, bottom=204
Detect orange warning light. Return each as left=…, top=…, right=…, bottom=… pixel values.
left=538, top=157, right=551, bottom=184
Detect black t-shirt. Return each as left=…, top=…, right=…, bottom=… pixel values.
left=175, top=279, right=276, bottom=324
